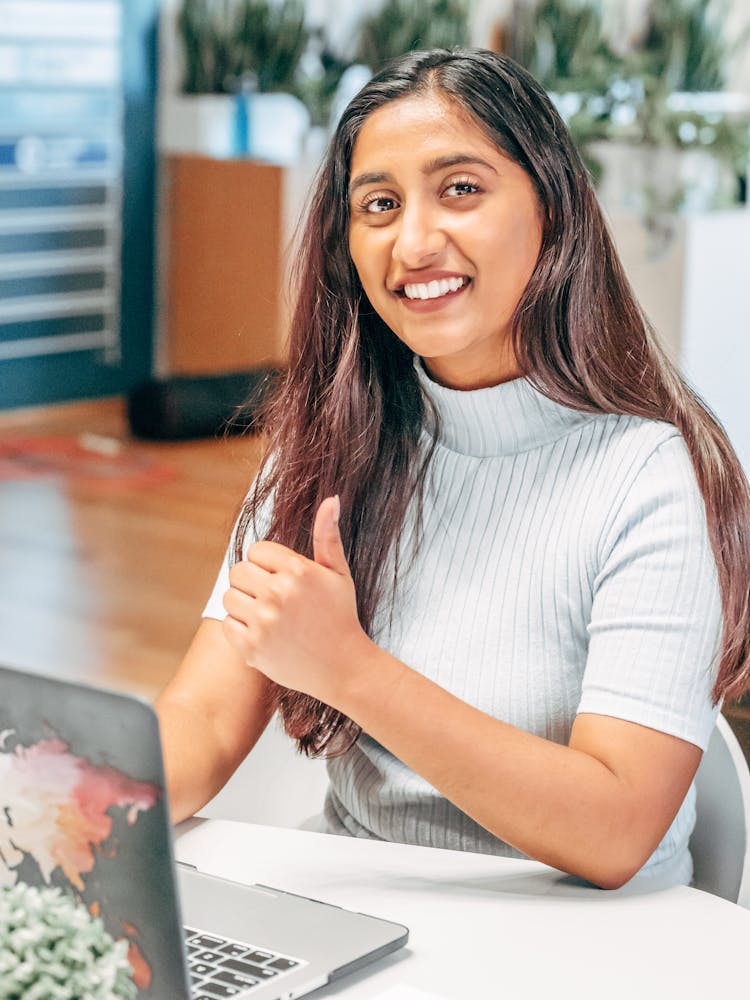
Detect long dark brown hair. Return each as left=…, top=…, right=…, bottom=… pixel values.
left=234, top=47, right=750, bottom=755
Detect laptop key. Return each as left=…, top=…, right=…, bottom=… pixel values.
left=193, top=934, right=227, bottom=949
left=190, top=962, right=214, bottom=977
left=198, top=983, right=243, bottom=998
left=195, top=996, right=240, bottom=1000
left=267, top=957, right=299, bottom=971
left=220, top=958, right=278, bottom=980
left=214, top=969, right=259, bottom=989
left=219, top=943, right=249, bottom=958
left=245, top=949, right=274, bottom=963
left=196, top=949, right=224, bottom=963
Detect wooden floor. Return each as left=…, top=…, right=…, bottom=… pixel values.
left=0, top=394, right=748, bottom=762
left=0, top=396, right=262, bottom=699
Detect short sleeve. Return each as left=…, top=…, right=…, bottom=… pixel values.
left=201, top=471, right=275, bottom=621
left=577, top=434, right=722, bottom=749
left=202, top=548, right=232, bottom=621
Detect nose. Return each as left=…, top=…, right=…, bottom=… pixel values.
left=391, top=199, right=447, bottom=268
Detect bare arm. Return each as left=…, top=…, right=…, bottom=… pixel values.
left=155, top=618, right=274, bottom=824
left=337, top=642, right=702, bottom=889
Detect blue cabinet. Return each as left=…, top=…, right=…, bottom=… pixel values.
left=0, top=0, right=157, bottom=409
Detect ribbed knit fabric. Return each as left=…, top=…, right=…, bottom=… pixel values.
left=203, top=357, right=722, bottom=886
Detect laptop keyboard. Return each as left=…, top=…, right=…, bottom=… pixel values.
left=184, top=926, right=305, bottom=998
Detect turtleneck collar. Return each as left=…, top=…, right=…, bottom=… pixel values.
left=414, top=356, right=594, bottom=458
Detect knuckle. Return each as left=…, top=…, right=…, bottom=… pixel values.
left=257, top=604, right=278, bottom=628
left=269, top=571, right=300, bottom=603
left=289, top=558, right=308, bottom=581
left=266, top=580, right=285, bottom=605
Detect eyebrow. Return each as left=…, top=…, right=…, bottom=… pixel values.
left=348, top=153, right=498, bottom=196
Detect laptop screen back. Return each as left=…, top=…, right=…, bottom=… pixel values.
left=0, top=665, right=190, bottom=998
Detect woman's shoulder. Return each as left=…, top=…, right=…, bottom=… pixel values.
left=582, top=412, right=708, bottom=548
left=574, top=411, right=701, bottom=523
left=585, top=410, right=687, bottom=473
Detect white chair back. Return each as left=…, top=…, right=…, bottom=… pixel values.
left=199, top=716, right=329, bottom=829
left=691, top=713, right=750, bottom=907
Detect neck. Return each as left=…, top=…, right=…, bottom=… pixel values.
left=419, top=349, right=522, bottom=392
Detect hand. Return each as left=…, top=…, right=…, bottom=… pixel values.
left=221, top=496, right=371, bottom=707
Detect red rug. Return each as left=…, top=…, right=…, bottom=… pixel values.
left=0, top=433, right=175, bottom=487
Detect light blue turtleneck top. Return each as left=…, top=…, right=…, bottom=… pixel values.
left=204, top=358, right=722, bottom=886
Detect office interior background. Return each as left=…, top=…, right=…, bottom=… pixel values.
left=0, top=0, right=749, bottom=775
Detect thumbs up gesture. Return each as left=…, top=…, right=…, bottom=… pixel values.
left=222, top=496, right=370, bottom=707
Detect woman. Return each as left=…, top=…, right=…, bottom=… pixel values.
left=156, top=48, right=750, bottom=890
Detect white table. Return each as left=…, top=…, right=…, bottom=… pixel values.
left=174, top=818, right=749, bottom=999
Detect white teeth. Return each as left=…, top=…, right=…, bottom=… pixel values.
left=403, top=276, right=467, bottom=300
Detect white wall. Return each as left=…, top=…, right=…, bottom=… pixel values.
left=611, top=211, right=750, bottom=478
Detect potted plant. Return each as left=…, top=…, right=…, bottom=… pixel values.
left=506, top=0, right=621, bottom=185
left=0, top=882, right=136, bottom=1000
left=355, top=0, right=470, bottom=74
left=599, top=0, right=749, bottom=215
left=505, top=0, right=750, bottom=215
left=166, top=0, right=312, bottom=162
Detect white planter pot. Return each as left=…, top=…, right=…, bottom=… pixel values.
left=159, top=92, right=311, bottom=165
left=159, top=94, right=237, bottom=158
left=590, top=140, right=739, bottom=215
left=246, top=92, right=310, bottom=166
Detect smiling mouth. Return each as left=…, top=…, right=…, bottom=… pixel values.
left=397, top=276, right=472, bottom=301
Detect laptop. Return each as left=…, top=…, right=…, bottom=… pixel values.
left=0, top=664, right=408, bottom=999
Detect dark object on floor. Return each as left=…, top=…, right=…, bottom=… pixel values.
left=127, top=368, right=280, bottom=440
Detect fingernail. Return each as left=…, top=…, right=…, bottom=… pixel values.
left=332, top=494, right=340, bottom=525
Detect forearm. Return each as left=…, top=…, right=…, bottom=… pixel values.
left=155, top=697, right=241, bottom=824
left=337, top=641, right=648, bottom=888
left=155, top=620, right=275, bottom=825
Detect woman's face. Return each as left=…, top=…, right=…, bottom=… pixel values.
left=348, top=92, right=544, bottom=390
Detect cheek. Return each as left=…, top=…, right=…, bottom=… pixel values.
left=348, top=233, right=369, bottom=290
left=488, top=216, right=541, bottom=288
left=349, top=233, right=389, bottom=301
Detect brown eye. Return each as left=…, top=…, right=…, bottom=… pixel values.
left=443, top=180, right=480, bottom=198
left=362, top=195, right=399, bottom=214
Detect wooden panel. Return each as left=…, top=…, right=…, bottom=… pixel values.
left=162, top=155, right=285, bottom=375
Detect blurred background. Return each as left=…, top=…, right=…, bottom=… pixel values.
left=0, top=1, right=748, bottom=756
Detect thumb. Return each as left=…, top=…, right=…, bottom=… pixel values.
left=313, top=495, right=350, bottom=576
